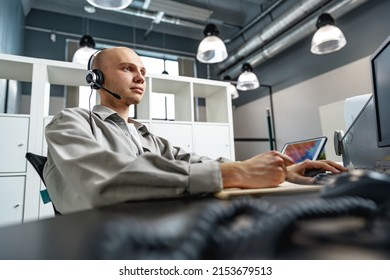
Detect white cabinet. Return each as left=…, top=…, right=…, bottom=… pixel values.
left=151, top=122, right=193, bottom=152
left=0, top=115, right=29, bottom=173
left=0, top=176, right=25, bottom=227
left=193, top=124, right=231, bottom=159
left=0, top=53, right=235, bottom=224
left=0, top=115, right=29, bottom=227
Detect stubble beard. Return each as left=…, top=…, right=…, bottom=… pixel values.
left=124, top=94, right=143, bottom=107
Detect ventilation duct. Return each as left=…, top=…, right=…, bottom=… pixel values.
left=115, top=5, right=205, bottom=30
left=218, top=0, right=368, bottom=79
left=128, top=0, right=212, bottom=23
left=218, top=0, right=329, bottom=75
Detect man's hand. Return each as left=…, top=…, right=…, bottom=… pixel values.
left=286, top=159, right=348, bottom=184
left=221, top=151, right=294, bottom=189
left=221, top=151, right=348, bottom=188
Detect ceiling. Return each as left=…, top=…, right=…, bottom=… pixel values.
left=22, top=0, right=369, bottom=80
left=23, top=0, right=286, bottom=42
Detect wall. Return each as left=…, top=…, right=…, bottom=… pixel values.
left=23, top=9, right=199, bottom=67
left=0, top=0, right=25, bottom=55
left=233, top=56, right=372, bottom=161
left=0, top=0, right=25, bottom=114
left=20, top=9, right=209, bottom=102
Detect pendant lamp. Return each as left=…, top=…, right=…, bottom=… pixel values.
left=86, top=0, right=132, bottom=10
left=162, top=59, right=169, bottom=74
left=196, top=24, right=228, bottom=63
left=223, top=76, right=239, bottom=99
left=311, top=13, right=347, bottom=55
left=72, top=35, right=97, bottom=66
left=236, top=63, right=259, bottom=91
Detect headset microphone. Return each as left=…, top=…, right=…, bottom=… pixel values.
left=100, top=85, right=122, bottom=100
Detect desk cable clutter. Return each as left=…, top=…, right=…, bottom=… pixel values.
left=89, top=196, right=384, bottom=259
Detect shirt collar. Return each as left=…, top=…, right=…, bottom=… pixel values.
left=92, top=105, right=149, bottom=134
left=92, top=105, right=118, bottom=121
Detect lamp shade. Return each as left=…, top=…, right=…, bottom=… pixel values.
left=196, top=24, right=228, bottom=63
left=228, top=83, right=239, bottom=99
left=72, top=35, right=97, bottom=66
left=72, top=47, right=97, bottom=65
left=236, top=63, right=259, bottom=91
left=86, top=0, right=132, bottom=10
left=311, top=13, right=347, bottom=55
left=223, top=76, right=239, bottom=99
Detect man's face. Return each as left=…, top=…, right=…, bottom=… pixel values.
left=101, top=47, right=146, bottom=106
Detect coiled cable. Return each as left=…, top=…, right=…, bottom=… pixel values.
left=93, top=196, right=379, bottom=259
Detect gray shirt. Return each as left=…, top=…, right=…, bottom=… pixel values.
left=43, top=105, right=227, bottom=214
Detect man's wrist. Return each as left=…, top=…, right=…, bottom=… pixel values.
left=220, top=162, right=243, bottom=188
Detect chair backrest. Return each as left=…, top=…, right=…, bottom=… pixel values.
left=25, top=152, right=47, bottom=184
left=25, top=152, right=61, bottom=215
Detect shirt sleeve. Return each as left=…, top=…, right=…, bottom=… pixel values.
left=43, top=109, right=224, bottom=213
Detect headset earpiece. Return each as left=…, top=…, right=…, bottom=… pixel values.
left=86, top=69, right=104, bottom=90
left=86, top=50, right=104, bottom=90
left=85, top=48, right=121, bottom=100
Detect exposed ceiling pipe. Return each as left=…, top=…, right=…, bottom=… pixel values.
left=115, top=7, right=205, bottom=30
left=224, top=0, right=285, bottom=44
left=217, top=0, right=329, bottom=74
left=219, top=0, right=368, bottom=79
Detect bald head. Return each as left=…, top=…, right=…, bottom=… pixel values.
left=92, top=47, right=141, bottom=72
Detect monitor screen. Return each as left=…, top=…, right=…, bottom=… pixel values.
left=371, top=35, right=390, bottom=147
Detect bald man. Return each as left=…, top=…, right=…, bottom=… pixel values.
left=43, top=47, right=347, bottom=214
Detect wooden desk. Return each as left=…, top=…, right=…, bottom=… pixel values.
left=0, top=192, right=389, bottom=259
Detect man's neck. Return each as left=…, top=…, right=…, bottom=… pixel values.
left=101, top=103, right=130, bottom=123
left=116, top=109, right=130, bottom=123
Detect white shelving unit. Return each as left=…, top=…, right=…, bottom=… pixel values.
left=0, top=114, right=29, bottom=227
left=0, top=53, right=235, bottom=226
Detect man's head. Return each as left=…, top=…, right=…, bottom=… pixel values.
left=90, top=47, right=146, bottom=108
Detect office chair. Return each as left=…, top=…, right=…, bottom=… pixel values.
left=25, top=152, right=47, bottom=185
left=25, top=152, right=60, bottom=215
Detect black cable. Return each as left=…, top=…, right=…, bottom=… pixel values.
left=88, top=87, right=95, bottom=136
left=204, top=197, right=378, bottom=259
left=92, top=196, right=380, bottom=260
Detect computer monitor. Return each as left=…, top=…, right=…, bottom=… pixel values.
left=370, top=35, right=390, bottom=147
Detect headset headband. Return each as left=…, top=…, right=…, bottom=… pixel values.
left=87, top=49, right=102, bottom=71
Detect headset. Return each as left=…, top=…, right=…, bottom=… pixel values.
left=85, top=49, right=121, bottom=137
left=85, top=50, right=121, bottom=99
